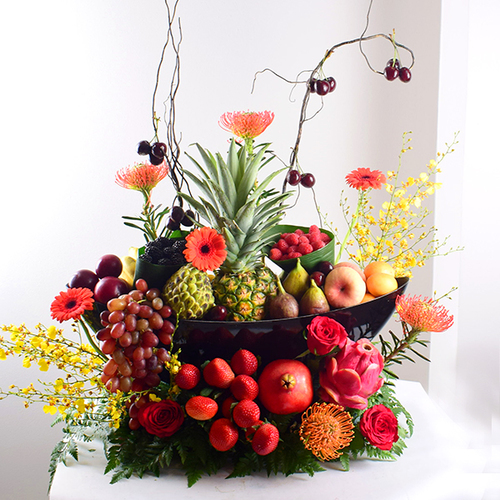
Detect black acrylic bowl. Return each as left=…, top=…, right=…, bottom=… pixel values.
left=174, top=276, right=409, bottom=365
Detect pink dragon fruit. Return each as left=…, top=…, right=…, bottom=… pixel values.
left=319, top=338, right=384, bottom=410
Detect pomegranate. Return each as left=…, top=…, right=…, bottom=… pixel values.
left=257, top=359, right=313, bottom=415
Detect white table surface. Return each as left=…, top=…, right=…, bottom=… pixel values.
left=49, top=381, right=491, bottom=500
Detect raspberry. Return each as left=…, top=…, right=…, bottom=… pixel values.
left=269, top=248, right=282, bottom=260
left=312, top=240, right=326, bottom=250
left=298, top=243, right=314, bottom=255
left=230, top=374, right=259, bottom=401
left=209, top=418, right=239, bottom=451
left=232, top=400, right=260, bottom=428
left=221, top=396, right=237, bottom=418
left=185, top=396, right=218, bottom=421
left=286, top=245, right=298, bottom=254
left=294, top=228, right=305, bottom=235
left=298, top=235, right=309, bottom=245
left=308, top=233, right=321, bottom=244
left=288, top=252, right=303, bottom=259
left=230, top=349, right=258, bottom=376
left=203, top=358, right=235, bottom=389
left=284, top=233, right=299, bottom=246
left=319, top=232, right=332, bottom=243
left=309, top=224, right=320, bottom=234
left=175, top=364, right=201, bottom=390
left=251, top=423, right=280, bottom=456
left=276, top=239, right=289, bottom=252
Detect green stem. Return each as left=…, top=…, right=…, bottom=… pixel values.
left=78, top=320, right=107, bottom=362
left=335, top=190, right=364, bottom=264
left=384, top=325, right=421, bottom=365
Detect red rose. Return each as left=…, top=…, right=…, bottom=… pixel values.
left=359, top=404, right=399, bottom=450
left=306, top=316, right=348, bottom=356
left=137, top=399, right=184, bottom=438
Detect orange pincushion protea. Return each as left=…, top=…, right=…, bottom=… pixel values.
left=50, top=288, right=94, bottom=323
left=219, top=111, right=274, bottom=140
left=183, top=227, right=227, bottom=272
left=299, top=402, right=354, bottom=461
left=395, top=294, right=454, bottom=333
left=115, top=161, right=169, bottom=204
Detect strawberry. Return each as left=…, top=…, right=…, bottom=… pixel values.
left=203, top=358, right=235, bottom=389
left=230, top=374, right=259, bottom=401
left=251, top=423, right=280, bottom=456
left=232, top=399, right=260, bottom=428
left=221, top=395, right=237, bottom=418
left=244, top=420, right=263, bottom=441
left=230, top=349, right=258, bottom=376
left=185, top=396, right=218, bottom=421
left=209, top=418, right=239, bottom=451
left=175, top=363, right=201, bottom=390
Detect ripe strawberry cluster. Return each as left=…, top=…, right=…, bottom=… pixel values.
left=270, top=225, right=331, bottom=261
left=176, top=349, right=280, bottom=456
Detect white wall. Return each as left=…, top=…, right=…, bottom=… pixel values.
left=430, top=0, right=500, bottom=483
left=0, top=1, right=441, bottom=498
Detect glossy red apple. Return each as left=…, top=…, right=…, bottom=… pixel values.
left=94, top=276, right=130, bottom=304
left=95, top=254, right=123, bottom=278
left=257, top=359, right=313, bottom=415
left=69, top=269, right=99, bottom=290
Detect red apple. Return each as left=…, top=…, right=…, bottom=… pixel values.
left=324, top=266, right=366, bottom=308
left=95, top=254, right=123, bottom=278
left=94, top=276, right=130, bottom=304
left=333, top=261, right=366, bottom=282
left=69, top=269, right=99, bottom=290
left=257, top=359, right=313, bottom=415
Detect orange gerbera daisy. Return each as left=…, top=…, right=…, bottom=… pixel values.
left=183, top=227, right=227, bottom=271
left=219, top=111, right=274, bottom=140
left=115, top=161, right=169, bottom=204
left=345, top=167, right=386, bottom=190
left=395, top=294, right=454, bottom=333
left=50, top=288, right=94, bottom=323
left=299, top=402, right=354, bottom=461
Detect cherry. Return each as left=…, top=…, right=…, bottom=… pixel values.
left=149, top=153, right=164, bottom=166
left=170, top=206, right=185, bottom=223
left=310, top=271, right=325, bottom=287
left=181, top=209, right=195, bottom=227
left=316, top=261, right=334, bottom=275
left=166, top=217, right=180, bottom=231
left=300, top=173, right=316, bottom=188
left=384, top=66, right=399, bottom=81
left=286, top=169, right=301, bottom=186
left=326, top=76, right=336, bottom=92
left=386, top=59, right=400, bottom=70
left=399, top=67, right=412, bottom=83
left=137, top=140, right=151, bottom=156
left=316, top=80, right=330, bottom=96
left=308, top=79, right=317, bottom=93
left=207, top=305, right=228, bottom=321
left=151, top=142, right=166, bottom=160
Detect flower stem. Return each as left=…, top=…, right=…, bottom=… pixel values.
left=78, top=320, right=107, bottom=362
left=335, top=191, right=363, bottom=264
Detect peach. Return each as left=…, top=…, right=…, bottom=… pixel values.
left=324, top=266, right=366, bottom=308
left=333, top=261, right=366, bottom=282
left=366, top=272, right=398, bottom=297
left=363, top=261, right=395, bottom=279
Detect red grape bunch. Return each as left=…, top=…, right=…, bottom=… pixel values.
left=97, top=278, right=175, bottom=394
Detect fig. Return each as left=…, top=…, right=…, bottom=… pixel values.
left=282, top=258, right=309, bottom=301
left=299, top=279, right=330, bottom=315
left=267, top=279, right=299, bottom=319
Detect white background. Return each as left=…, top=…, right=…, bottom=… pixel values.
left=0, top=0, right=497, bottom=498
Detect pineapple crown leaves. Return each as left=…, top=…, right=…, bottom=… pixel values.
left=179, top=140, right=292, bottom=271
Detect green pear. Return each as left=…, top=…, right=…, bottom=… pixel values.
left=299, top=279, right=330, bottom=315
left=282, top=258, right=309, bottom=301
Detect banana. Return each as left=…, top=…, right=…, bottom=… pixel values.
left=119, top=247, right=138, bottom=286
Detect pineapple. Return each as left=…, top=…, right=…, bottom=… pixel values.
left=162, top=264, right=215, bottom=319
left=180, top=140, right=292, bottom=321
